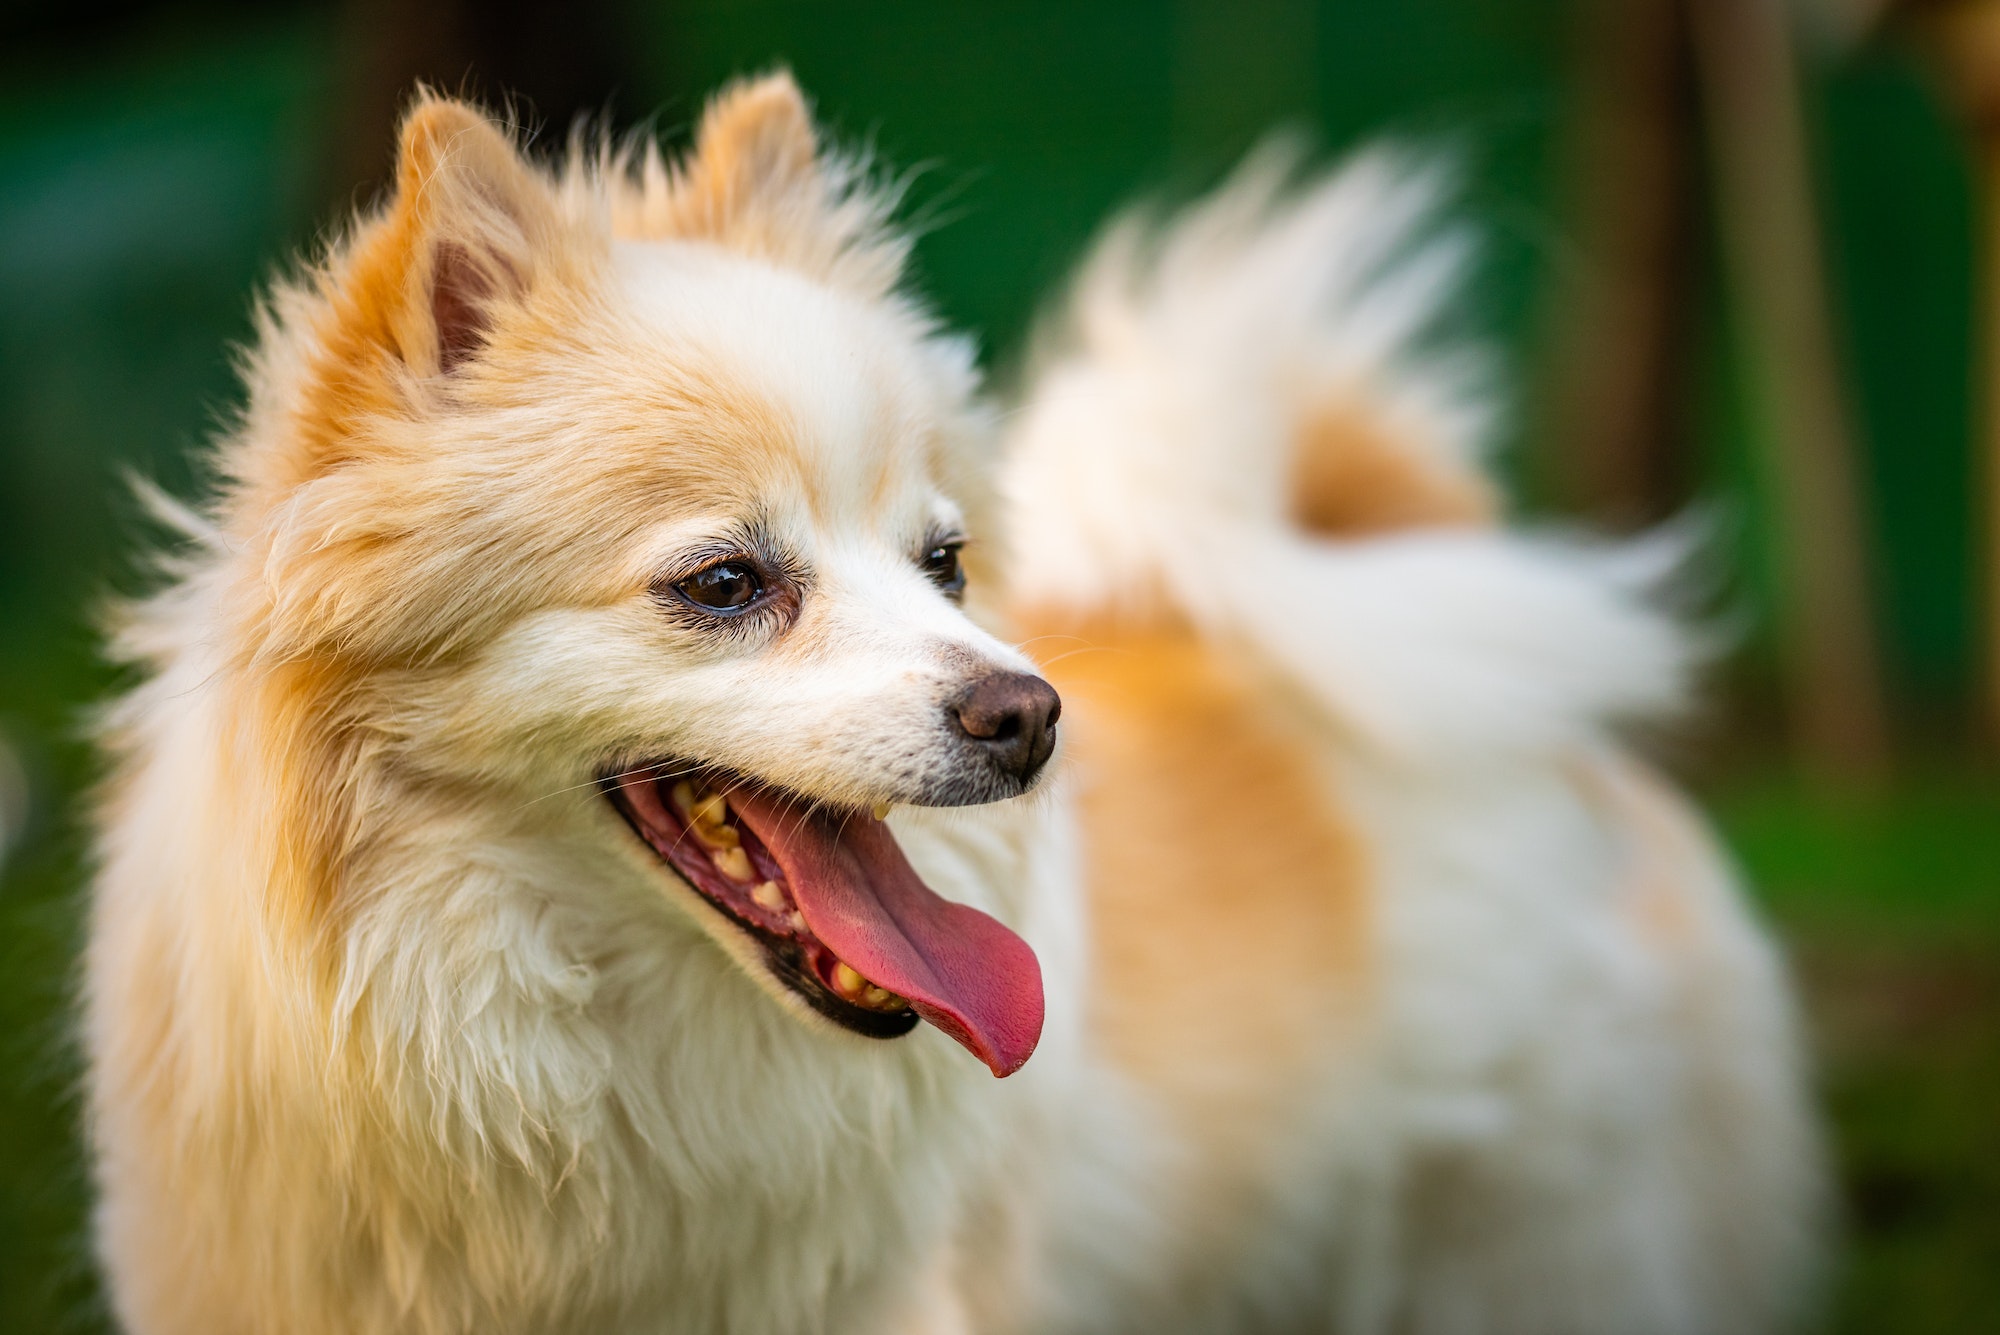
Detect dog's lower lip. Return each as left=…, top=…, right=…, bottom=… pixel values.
left=602, top=764, right=920, bottom=1038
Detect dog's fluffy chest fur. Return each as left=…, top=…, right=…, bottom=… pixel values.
left=92, top=645, right=1077, bottom=1332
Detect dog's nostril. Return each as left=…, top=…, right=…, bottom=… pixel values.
left=952, top=671, right=1061, bottom=781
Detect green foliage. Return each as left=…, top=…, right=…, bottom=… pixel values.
left=1707, top=769, right=2000, bottom=1334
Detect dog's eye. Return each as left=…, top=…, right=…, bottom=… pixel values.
left=921, top=542, right=966, bottom=600
left=676, top=561, right=763, bottom=613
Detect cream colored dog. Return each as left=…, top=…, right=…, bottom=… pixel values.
left=86, top=74, right=1823, bottom=1335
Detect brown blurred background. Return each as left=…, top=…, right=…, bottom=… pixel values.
left=1, top=1, right=1996, bottom=1331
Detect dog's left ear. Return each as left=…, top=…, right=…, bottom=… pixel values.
left=626, top=71, right=905, bottom=297
left=682, top=73, right=822, bottom=218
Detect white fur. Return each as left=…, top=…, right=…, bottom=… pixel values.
left=1000, top=148, right=1825, bottom=1333
left=1003, top=145, right=1699, bottom=764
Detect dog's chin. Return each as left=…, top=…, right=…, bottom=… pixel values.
left=600, top=760, right=1049, bottom=1077
left=909, top=764, right=1048, bottom=809
left=603, top=765, right=921, bottom=1041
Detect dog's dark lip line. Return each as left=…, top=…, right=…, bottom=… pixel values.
left=598, top=766, right=920, bottom=1042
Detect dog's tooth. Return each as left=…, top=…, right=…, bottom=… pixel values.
left=711, top=846, right=754, bottom=883
left=691, top=792, right=729, bottom=829
left=831, top=961, right=868, bottom=999
left=872, top=801, right=891, bottom=821
left=860, top=985, right=903, bottom=1010
left=670, top=780, right=699, bottom=818
left=788, top=910, right=807, bottom=933
left=692, top=821, right=740, bottom=851
left=751, top=880, right=786, bottom=912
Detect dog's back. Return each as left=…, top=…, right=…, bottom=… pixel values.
left=1002, top=147, right=1826, bottom=1334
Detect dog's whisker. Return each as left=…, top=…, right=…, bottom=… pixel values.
left=511, top=760, right=704, bottom=813
left=1034, top=643, right=1129, bottom=668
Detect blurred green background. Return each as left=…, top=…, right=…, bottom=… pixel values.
left=1, top=1, right=1995, bottom=1331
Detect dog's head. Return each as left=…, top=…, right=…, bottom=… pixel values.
left=224, top=77, right=1054, bottom=1075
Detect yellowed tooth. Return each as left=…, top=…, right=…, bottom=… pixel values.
left=691, top=820, right=740, bottom=851
left=831, top=965, right=907, bottom=1012
left=670, top=780, right=699, bottom=818
left=751, top=880, right=786, bottom=912
left=710, top=845, right=754, bottom=883
left=691, top=791, right=729, bottom=829
left=860, top=985, right=904, bottom=1010
left=788, top=910, right=808, bottom=933
left=871, top=801, right=891, bottom=821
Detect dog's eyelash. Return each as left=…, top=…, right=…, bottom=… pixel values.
left=917, top=530, right=970, bottom=601
left=649, top=536, right=808, bottom=637
left=921, top=526, right=968, bottom=551
left=653, top=586, right=798, bottom=641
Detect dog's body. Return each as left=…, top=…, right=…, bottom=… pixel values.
left=86, top=79, right=1822, bottom=1335
left=998, top=158, right=1823, bottom=1333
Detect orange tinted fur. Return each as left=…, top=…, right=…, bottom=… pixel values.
left=1290, top=400, right=1496, bottom=535
left=1024, top=615, right=1370, bottom=1243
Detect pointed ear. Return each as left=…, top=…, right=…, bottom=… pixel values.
left=685, top=72, right=822, bottom=212
left=630, top=71, right=904, bottom=294
left=372, top=95, right=568, bottom=376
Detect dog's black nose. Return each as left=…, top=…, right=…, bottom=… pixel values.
left=952, top=672, right=1061, bottom=784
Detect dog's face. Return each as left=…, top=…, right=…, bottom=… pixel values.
left=454, top=243, right=1051, bottom=808
left=233, top=81, right=1052, bottom=1075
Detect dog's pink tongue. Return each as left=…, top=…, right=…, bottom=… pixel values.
left=729, top=787, right=1043, bottom=1077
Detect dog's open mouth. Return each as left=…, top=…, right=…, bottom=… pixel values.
left=603, top=766, right=1043, bottom=1076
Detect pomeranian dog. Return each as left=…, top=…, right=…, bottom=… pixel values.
left=86, top=73, right=1823, bottom=1334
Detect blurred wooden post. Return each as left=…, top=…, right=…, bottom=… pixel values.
left=1689, top=0, right=1893, bottom=781
left=1906, top=0, right=2000, bottom=748
left=1540, top=0, right=1702, bottom=528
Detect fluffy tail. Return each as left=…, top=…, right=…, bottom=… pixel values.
left=1000, top=142, right=1699, bottom=764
